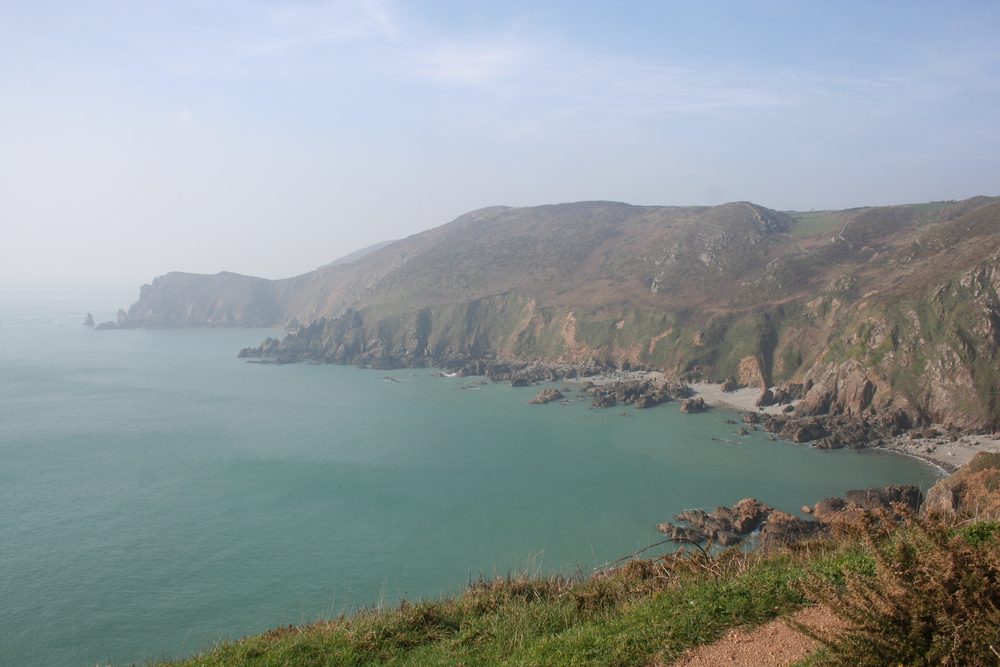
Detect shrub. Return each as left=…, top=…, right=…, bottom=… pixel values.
left=799, top=511, right=1000, bottom=666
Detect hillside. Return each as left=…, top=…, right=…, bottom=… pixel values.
left=102, top=196, right=1000, bottom=429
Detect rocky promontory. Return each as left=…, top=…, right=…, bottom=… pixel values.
left=657, top=484, right=924, bottom=550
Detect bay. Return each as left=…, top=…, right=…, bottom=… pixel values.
left=0, top=297, right=941, bottom=666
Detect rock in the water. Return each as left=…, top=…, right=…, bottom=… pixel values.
left=83, top=313, right=95, bottom=327
left=528, top=388, right=564, bottom=404
left=680, top=397, right=706, bottom=413
left=509, top=378, right=530, bottom=387
left=591, top=394, right=616, bottom=408
left=661, top=498, right=773, bottom=547
left=634, top=395, right=657, bottom=409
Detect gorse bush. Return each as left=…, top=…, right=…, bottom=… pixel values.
left=799, top=511, right=1000, bottom=666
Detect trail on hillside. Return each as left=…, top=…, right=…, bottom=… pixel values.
left=664, top=605, right=841, bottom=667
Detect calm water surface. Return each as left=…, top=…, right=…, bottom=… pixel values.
left=0, top=297, right=941, bottom=666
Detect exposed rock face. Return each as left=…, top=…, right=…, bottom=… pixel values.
left=528, top=389, right=564, bottom=404
left=921, top=452, right=1000, bottom=517
left=756, top=512, right=827, bottom=550
left=94, top=308, right=131, bottom=330
left=591, top=394, right=616, bottom=408
left=812, top=485, right=923, bottom=523
left=657, top=485, right=925, bottom=551
left=104, top=196, right=1000, bottom=429
left=756, top=389, right=776, bottom=408
left=658, top=499, right=773, bottom=546
left=680, top=397, right=707, bottom=413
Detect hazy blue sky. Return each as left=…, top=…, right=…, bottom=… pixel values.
left=2, top=1, right=999, bottom=291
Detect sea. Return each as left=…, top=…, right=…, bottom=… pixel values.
left=0, top=293, right=942, bottom=667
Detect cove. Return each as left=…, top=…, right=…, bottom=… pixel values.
left=0, top=307, right=940, bottom=667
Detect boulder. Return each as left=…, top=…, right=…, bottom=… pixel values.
left=528, top=388, right=564, bottom=404
left=757, top=511, right=827, bottom=549
left=729, top=498, right=771, bottom=533
left=634, top=395, right=657, bottom=409
left=755, top=389, right=777, bottom=408
left=591, top=394, right=616, bottom=408
left=509, top=378, right=530, bottom=387
left=812, top=485, right=923, bottom=524
left=844, top=485, right=922, bottom=513
left=680, top=397, right=707, bottom=413
left=720, top=376, right=739, bottom=392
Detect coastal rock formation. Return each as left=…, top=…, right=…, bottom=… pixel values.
left=83, top=313, right=94, bottom=327
left=679, top=397, right=707, bottom=413
left=103, top=196, right=1000, bottom=430
left=921, top=452, right=1000, bottom=517
left=657, top=485, right=926, bottom=550
left=811, top=485, right=923, bottom=523
left=658, top=499, right=773, bottom=546
left=528, top=389, right=564, bottom=404
left=591, top=394, right=616, bottom=408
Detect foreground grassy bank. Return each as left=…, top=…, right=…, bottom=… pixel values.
left=159, top=514, right=1000, bottom=667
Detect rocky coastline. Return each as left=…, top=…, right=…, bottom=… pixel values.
left=240, top=341, right=1000, bottom=474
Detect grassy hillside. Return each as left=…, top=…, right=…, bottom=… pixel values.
left=115, top=196, right=1000, bottom=427
left=160, top=515, right=1000, bottom=667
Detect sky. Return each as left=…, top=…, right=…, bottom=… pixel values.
left=2, top=1, right=999, bottom=292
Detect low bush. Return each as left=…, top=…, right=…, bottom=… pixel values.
left=799, top=511, right=1000, bottom=666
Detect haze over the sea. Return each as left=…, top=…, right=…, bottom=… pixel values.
left=2, top=1, right=999, bottom=294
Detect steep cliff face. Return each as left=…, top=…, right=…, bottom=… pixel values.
left=111, top=196, right=1000, bottom=428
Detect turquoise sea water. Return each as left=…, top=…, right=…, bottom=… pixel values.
left=0, top=297, right=941, bottom=666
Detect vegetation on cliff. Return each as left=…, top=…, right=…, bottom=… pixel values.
left=106, top=196, right=1000, bottom=428
left=159, top=513, right=1000, bottom=667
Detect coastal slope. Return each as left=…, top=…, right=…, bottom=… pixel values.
left=103, top=196, right=1000, bottom=428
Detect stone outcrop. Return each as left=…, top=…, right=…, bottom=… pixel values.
left=811, top=485, right=922, bottom=523
left=680, top=397, right=707, bottom=413
left=94, top=308, right=131, bottom=330
left=100, top=197, right=1000, bottom=430
left=658, top=499, right=773, bottom=546
left=921, top=452, right=1000, bottom=517
left=656, top=485, right=926, bottom=551
left=528, top=389, right=564, bottom=404
left=83, top=313, right=94, bottom=327
left=591, top=394, right=616, bottom=408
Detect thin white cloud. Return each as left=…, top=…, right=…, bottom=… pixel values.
left=413, top=39, right=526, bottom=86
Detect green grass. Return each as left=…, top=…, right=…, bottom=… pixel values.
left=787, top=212, right=843, bottom=238
left=153, top=515, right=1000, bottom=667
left=159, top=542, right=870, bottom=667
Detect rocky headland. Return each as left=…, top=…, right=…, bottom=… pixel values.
left=97, top=196, right=1000, bottom=483
left=654, top=449, right=1000, bottom=551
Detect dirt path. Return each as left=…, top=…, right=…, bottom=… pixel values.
left=663, top=605, right=841, bottom=667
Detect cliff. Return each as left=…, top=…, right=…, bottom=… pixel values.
left=105, top=196, right=1000, bottom=428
